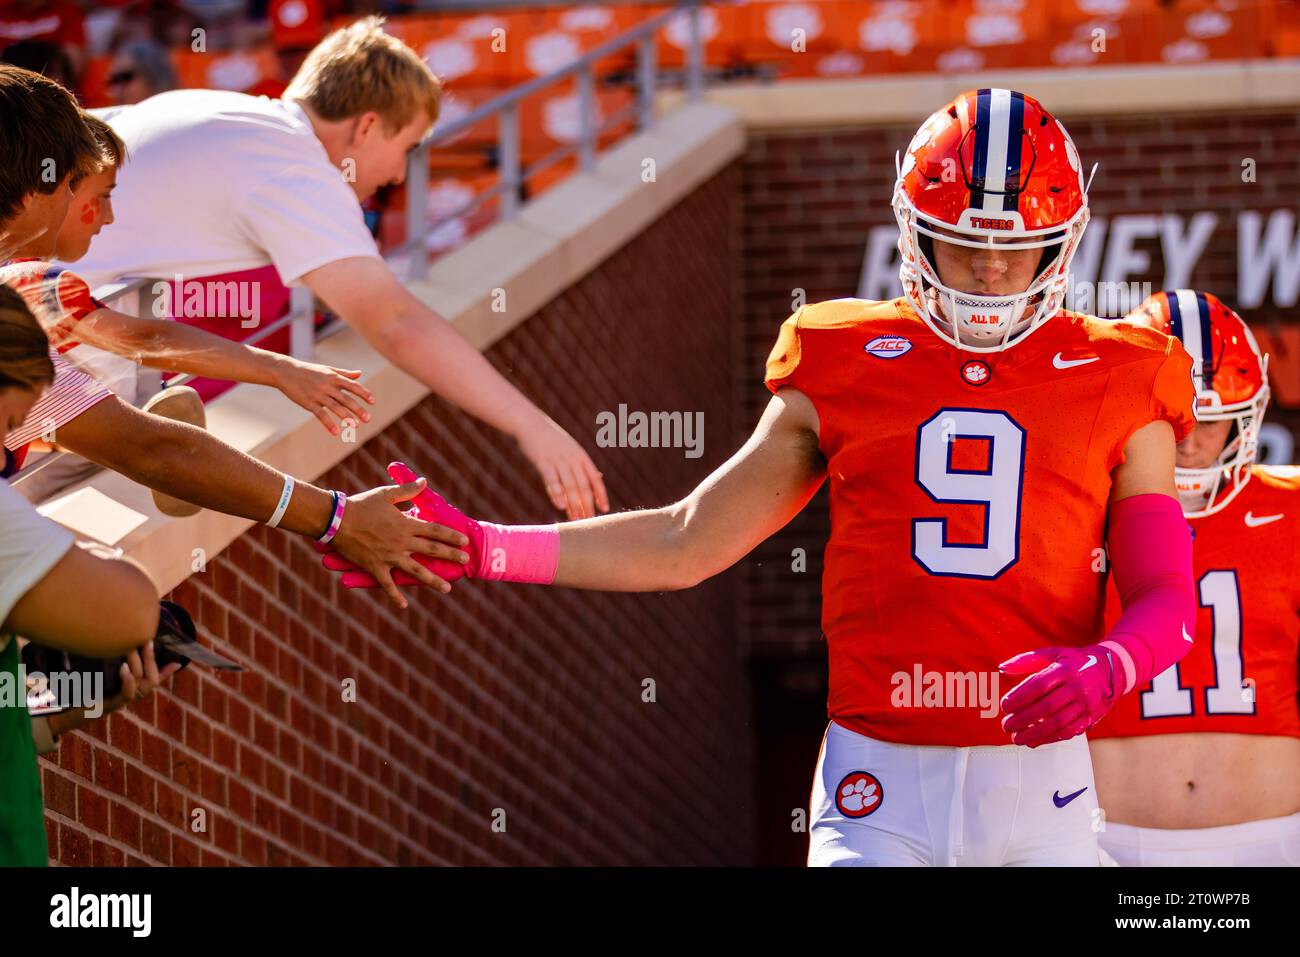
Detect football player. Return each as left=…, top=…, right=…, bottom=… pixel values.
left=323, top=90, right=1199, bottom=866
left=1089, top=290, right=1300, bottom=866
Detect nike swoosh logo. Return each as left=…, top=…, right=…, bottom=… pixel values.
left=1079, top=654, right=1098, bottom=672
left=1053, top=353, right=1100, bottom=369
left=1182, top=623, right=1194, bottom=643
left=1244, top=511, right=1284, bottom=527
left=1053, top=786, right=1088, bottom=808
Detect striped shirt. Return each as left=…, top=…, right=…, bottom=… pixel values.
left=3, top=349, right=113, bottom=469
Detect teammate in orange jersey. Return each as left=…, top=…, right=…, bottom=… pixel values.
left=1090, top=290, right=1300, bottom=866
left=323, top=90, right=1199, bottom=866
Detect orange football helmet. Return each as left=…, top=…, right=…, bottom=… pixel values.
left=1128, top=290, right=1270, bottom=517
left=892, top=88, right=1091, bottom=351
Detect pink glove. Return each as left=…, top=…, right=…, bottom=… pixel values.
left=315, top=544, right=424, bottom=588
left=998, top=645, right=1119, bottom=748
left=318, top=462, right=486, bottom=590
left=320, top=462, right=559, bottom=590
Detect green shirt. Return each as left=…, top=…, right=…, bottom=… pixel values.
left=0, top=636, right=47, bottom=866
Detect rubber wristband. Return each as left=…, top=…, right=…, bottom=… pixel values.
left=267, top=475, right=295, bottom=529
left=316, top=491, right=348, bottom=544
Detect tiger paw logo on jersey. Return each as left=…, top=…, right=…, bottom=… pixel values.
left=961, top=359, right=991, bottom=386
left=835, top=770, right=883, bottom=818
left=864, top=334, right=912, bottom=358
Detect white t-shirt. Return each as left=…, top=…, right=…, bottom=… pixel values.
left=0, top=477, right=74, bottom=654
left=76, top=90, right=382, bottom=289
left=71, top=90, right=384, bottom=404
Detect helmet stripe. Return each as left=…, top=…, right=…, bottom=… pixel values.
left=979, top=89, right=1013, bottom=213
left=970, top=88, right=991, bottom=210
left=1194, top=291, right=1215, bottom=388
left=1166, top=289, right=1184, bottom=343
left=1171, top=289, right=1207, bottom=389
left=1002, top=91, right=1025, bottom=213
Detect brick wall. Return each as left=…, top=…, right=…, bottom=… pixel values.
left=40, top=168, right=752, bottom=866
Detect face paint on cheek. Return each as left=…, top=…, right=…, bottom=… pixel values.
left=80, top=199, right=99, bottom=225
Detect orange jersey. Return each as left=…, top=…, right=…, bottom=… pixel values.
left=1090, top=465, right=1300, bottom=740
left=765, top=298, right=1195, bottom=746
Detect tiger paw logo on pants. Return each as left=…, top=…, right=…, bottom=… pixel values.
left=835, top=771, right=883, bottom=818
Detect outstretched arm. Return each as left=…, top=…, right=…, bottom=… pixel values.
left=553, top=389, right=827, bottom=591
left=303, top=256, right=609, bottom=520
left=74, top=306, right=374, bottom=436
left=329, top=390, right=828, bottom=595
left=54, top=397, right=471, bottom=608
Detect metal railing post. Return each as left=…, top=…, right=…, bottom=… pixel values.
left=636, top=33, right=657, bottom=131
left=500, top=103, right=522, bottom=219
left=578, top=67, right=596, bottom=172
left=686, top=3, right=704, bottom=101
left=137, top=281, right=162, bottom=400
left=289, top=284, right=315, bottom=361
left=406, top=144, right=429, bottom=280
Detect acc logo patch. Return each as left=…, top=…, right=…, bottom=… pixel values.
left=834, top=770, right=883, bottom=818
left=961, top=359, right=991, bottom=386
left=864, top=335, right=912, bottom=358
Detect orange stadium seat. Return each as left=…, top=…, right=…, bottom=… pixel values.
left=501, top=5, right=633, bottom=81
left=268, top=0, right=329, bottom=49
left=381, top=13, right=512, bottom=88
left=653, top=1, right=745, bottom=69
left=837, top=0, right=940, bottom=74
left=941, top=0, right=1053, bottom=54
left=431, top=83, right=504, bottom=149
left=767, top=1, right=891, bottom=79
left=518, top=81, right=635, bottom=162
left=1274, top=0, right=1300, bottom=56
left=1050, top=0, right=1159, bottom=26
left=1135, top=1, right=1269, bottom=65
left=172, top=47, right=277, bottom=93
left=426, top=78, right=634, bottom=166
left=1039, top=8, right=1144, bottom=67
left=736, top=0, right=842, bottom=65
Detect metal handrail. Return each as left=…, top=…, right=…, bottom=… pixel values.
left=398, top=1, right=703, bottom=276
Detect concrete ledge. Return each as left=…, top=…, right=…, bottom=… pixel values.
left=664, top=59, right=1300, bottom=129
left=38, top=100, right=745, bottom=594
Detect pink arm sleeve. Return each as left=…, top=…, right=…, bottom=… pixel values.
left=1100, top=493, right=1196, bottom=694
left=474, top=521, right=560, bottom=584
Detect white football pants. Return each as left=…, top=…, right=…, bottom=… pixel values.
left=808, top=720, right=1101, bottom=866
